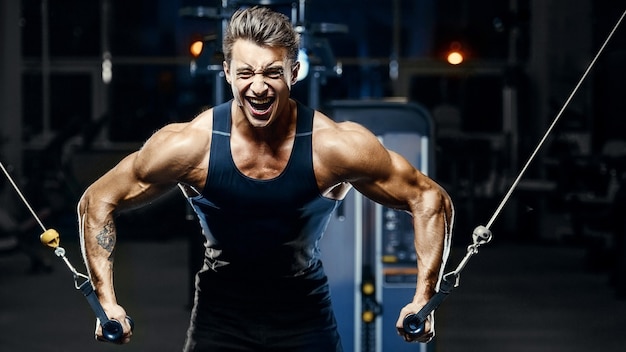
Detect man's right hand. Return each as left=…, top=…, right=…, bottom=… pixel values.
left=95, top=304, right=133, bottom=344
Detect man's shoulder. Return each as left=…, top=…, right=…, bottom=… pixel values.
left=313, top=112, right=377, bottom=148
left=157, top=109, right=214, bottom=139
left=314, top=118, right=382, bottom=176
left=135, top=117, right=211, bottom=184
left=140, top=111, right=213, bottom=162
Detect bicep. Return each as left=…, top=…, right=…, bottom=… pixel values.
left=350, top=149, right=429, bottom=211
left=84, top=151, right=175, bottom=213
left=320, top=120, right=444, bottom=211
left=82, top=124, right=203, bottom=213
left=357, top=150, right=452, bottom=225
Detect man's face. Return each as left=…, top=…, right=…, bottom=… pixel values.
left=223, top=39, right=300, bottom=128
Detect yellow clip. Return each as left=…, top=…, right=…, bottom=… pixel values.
left=40, top=229, right=60, bottom=248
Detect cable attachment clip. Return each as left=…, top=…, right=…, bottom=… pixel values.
left=54, top=243, right=134, bottom=343
left=471, top=225, right=492, bottom=248
left=53, top=246, right=90, bottom=289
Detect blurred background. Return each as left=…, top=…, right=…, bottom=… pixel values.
left=1, top=0, right=626, bottom=351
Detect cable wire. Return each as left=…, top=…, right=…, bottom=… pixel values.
left=485, top=9, right=626, bottom=230
left=0, top=161, right=47, bottom=232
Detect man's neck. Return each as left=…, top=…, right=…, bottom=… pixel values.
left=232, top=99, right=297, bottom=144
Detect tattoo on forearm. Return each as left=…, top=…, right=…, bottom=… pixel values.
left=96, top=220, right=116, bottom=262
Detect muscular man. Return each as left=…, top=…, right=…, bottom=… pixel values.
left=78, top=6, right=453, bottom=351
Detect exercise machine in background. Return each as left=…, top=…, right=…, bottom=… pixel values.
left=180, top=0, right=346, bottom=109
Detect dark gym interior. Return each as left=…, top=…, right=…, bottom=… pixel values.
left=2, top=1, right=626, bottom=351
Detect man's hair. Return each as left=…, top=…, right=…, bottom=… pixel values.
left=223, top=6, right=300, bottom=64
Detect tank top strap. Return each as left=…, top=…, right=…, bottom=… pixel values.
left=294, top=100, right=314, bottom=136
left=212, top=100, right=232, bottom=135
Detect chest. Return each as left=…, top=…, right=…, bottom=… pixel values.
left=229, top=136, right=294, bottom=180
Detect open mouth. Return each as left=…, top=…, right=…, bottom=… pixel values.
left=247, top=97, right=275, bottom=115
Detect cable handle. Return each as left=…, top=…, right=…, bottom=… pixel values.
left=402, top=271, right=457, bottom=337
left=78, top=280, right=134, bottom=343
left=48, top=240, right=135, bottom=343
left=402, top=314, right=426, bottom=337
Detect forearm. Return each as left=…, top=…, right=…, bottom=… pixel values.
left=412, top=187, right=453, bottom=304
left=78, top=191, right=119, bottom=305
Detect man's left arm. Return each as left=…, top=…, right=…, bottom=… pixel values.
left=351, top=149, right=453, bottom=343
left=318, top=120, right=453, bottom=342
left=395, top=152, right=453, bottom=343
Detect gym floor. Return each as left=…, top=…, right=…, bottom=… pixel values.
left=1, top=234, right=625, bottom=352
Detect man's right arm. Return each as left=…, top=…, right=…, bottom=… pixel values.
left=78, top=151, right=166, bottom=303
left=77, top=121, right=205, bottom=341
left=78, top=150, right=176, bottom=342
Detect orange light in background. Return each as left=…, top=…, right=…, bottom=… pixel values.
left=190, top=40, right=204, bottom=58
left=446, top=41, right=464, bottom=65
left=447, top=51, right=464, bottom=65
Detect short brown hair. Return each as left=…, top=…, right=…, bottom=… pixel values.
left=223, top=6, right=300, bottom=64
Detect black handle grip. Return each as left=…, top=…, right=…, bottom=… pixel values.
left=78, top=280, right=135, bottom=343
left=101, top=316, right=134, bottom=343
left=402, top=313, right=426, bottom=337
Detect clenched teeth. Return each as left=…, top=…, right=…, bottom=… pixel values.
left=249, top=98, right=272, bottom=104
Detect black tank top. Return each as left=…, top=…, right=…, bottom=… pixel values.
left=187, top=100, right=340, bottom=277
